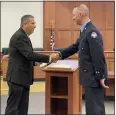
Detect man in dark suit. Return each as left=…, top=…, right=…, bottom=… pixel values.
left=56, top=4, right=109, bottom=114
left=5, top=14, right=57, bottom=115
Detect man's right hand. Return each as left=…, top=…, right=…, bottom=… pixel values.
left=50, top=53, right=60, bottom=63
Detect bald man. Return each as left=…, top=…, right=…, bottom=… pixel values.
left=57, top=4, right=109, bottom=114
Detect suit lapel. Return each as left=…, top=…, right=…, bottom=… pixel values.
left=28, top=37, right=33, bottom=50
left=19, top=28, right=33, bottom=50
left=80, top=29, right=86, bottom=40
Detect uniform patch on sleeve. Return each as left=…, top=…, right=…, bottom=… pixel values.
left=91, top=32, right=97, bottom=38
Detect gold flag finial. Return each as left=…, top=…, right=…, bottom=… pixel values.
left=50, top=20, right=55, bottom=28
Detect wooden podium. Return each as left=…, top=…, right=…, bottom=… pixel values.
left=44, top=60, right=82, bottom=114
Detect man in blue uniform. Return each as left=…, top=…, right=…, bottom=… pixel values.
left=56, top=4, right=109, bottom=114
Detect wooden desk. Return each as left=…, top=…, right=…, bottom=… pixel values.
left=44, top=60, right=82, bottom=114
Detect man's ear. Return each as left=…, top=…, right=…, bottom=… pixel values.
left=79, top=13, right=82, bottom=17
left=81, top=13, right=86, bottom=17
left=23, top=23, right=26, bottom=27
left=24, top=22, right=29, bottom=27
left=80, top=13, right=85, bottom=18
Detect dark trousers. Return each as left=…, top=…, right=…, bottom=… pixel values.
left=5, top=82, right=30, bottom=115
left=84, top=87, right=105, bottom=115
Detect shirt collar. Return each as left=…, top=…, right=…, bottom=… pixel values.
left=25, top=32, right=30, bottom=39
left=80, top=19, right=91, bottom=32
left=26, top=32, right=29, bottom=37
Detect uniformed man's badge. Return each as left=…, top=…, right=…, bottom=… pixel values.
left=91, top=32, right=97, bottom=38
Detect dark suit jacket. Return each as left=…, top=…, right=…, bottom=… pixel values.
left=6, top=28, right=49, bottom=86
left=60, top=21, right=108, bottom=87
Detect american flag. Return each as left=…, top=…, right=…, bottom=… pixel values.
left=50, top=21, right=55, bottom=51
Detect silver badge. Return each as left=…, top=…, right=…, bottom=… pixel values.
left=91, top=32, right=97, bottom=38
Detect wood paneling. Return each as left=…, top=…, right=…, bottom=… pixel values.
left=73, top=31, right=80, bottom=43
left=105, top=79, right=114, bottom=96
left=106, top=2, right=114, bottom=29
left=55, top=2, right=74, bottom=29
left=109, top=60, right=114, bottom=72
left=89, top=2, right=106, bottom=30
left=2, top=59, right=8, bottom=80
left=104, top=51, right=114, bottom=71
left=73, top=2, right=89, bottom=8
left=44, top=2, right=55, bottom=28
left=55, top=30, right=72, bottom=48
left=99, top=30, right=106, bottom=49
left=105, top=30, right=114, bottom=50
left=44, top=29, right=52, bottom=50
left=34, top=66, right=45, bottom=79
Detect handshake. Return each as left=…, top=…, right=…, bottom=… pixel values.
left=50, top=52, right=61, bottom=63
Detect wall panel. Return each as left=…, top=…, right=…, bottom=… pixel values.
left=43, top=1, right=114, bottom=51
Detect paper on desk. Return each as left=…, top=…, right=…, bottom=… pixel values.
left=39, top=63, right=48, bottom=68
left=48, top=63, right=71, bottom=68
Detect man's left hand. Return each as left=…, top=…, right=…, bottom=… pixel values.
left=100, top=79, right=109, bottom=89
